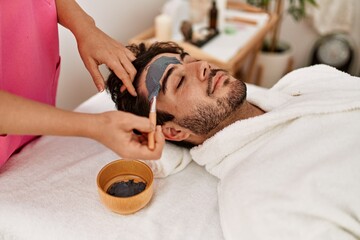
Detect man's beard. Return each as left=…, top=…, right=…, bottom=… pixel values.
left=175, top=76, right=247, bottom=135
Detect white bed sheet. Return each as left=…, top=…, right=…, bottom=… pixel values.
left=0, top=93, right=224, bottom=240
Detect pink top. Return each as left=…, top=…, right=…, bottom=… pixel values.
left=0, top=0, right=60, bottom=167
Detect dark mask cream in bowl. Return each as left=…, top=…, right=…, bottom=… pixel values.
left=97, top=159, right=154, bottom=215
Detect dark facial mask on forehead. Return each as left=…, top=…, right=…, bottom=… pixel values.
left=146, top=56, right=181, bottom=100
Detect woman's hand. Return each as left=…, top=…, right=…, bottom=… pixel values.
left=93, top=111, right=165, bottom=160
left=76, top=27, right=137, bottom=95
left=55, top=0, right=137, bottom=95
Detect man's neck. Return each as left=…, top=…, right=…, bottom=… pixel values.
left=190, top=101, right=265, bottom=145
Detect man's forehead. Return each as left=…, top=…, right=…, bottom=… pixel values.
left=146, top=53, right=180, bottom=70
left=140, top=53, right=181, bottom=99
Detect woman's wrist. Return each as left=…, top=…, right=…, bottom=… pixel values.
left=56, top=0, right=97, bottom=41
left=71, top=14, right=97, bottom=43
left=78, top=112, right=107, bottom=141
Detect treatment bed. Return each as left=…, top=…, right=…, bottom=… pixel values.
left=1, top=65, right=360, bottom=239
left=0, top=91, right=223, bottom=240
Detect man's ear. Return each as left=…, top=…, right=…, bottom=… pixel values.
left=161, top=123, right=191, bottom=142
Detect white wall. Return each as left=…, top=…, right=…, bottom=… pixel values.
left=56, top=0, right=167, bottom=110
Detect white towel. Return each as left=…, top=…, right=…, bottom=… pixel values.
left=0, top=93, right=219, bottom=240
left=0, top=134, right=220, bottom=239
left=191, top=65, right=360, bottom=239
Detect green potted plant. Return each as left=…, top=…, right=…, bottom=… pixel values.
left=247, top=0, right=318, bottom=87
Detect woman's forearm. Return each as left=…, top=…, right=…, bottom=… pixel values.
left=0, top=90, right=98, bottom=138
left=55, top=0, right=96, bottom=40
left=0, top=90, right=165, bottom=160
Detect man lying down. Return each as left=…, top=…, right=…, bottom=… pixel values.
left=106, top=42, right=360, bottom=239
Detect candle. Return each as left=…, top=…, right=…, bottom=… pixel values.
left=216, top=0, right=226, bottom=31
left=155, top=14, right=172, bottom=41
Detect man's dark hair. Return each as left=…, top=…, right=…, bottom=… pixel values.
left=106, top=41, right=185, bottom=123
left=106, top=41, right=195, bottom=148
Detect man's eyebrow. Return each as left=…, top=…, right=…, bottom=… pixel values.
left=180, top=52, right=200, bottom=63
left=180, top=52, right=189, bottom=61
left=161, top=66, right=177, bottom=94
left=160, top=54, right=193, bottom=94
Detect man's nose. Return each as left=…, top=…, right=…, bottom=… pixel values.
left=197, top=61, right=210, bottom=82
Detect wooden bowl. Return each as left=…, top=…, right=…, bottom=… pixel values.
left=97, top=159, right=154, bottom=215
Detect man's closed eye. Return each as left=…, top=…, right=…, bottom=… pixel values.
left=176, top=76, right=185, bottom=90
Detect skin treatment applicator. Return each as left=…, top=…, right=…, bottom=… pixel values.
left=145, top=56, right=181, bottom=150
left=148, top=96, right=157, bottom=150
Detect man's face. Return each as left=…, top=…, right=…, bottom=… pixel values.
left=138, top=52, right=246, bottom=136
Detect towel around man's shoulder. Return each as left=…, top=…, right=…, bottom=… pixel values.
left=190, top=64, right=360, bottom=239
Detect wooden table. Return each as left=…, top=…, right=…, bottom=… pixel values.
left=129, top=2, right=278, bottom=85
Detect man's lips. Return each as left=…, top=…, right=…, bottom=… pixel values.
left=211, top=72, right=226, bottom=94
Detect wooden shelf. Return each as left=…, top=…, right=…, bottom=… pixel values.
left=129, top=5, right=278, bottom=84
